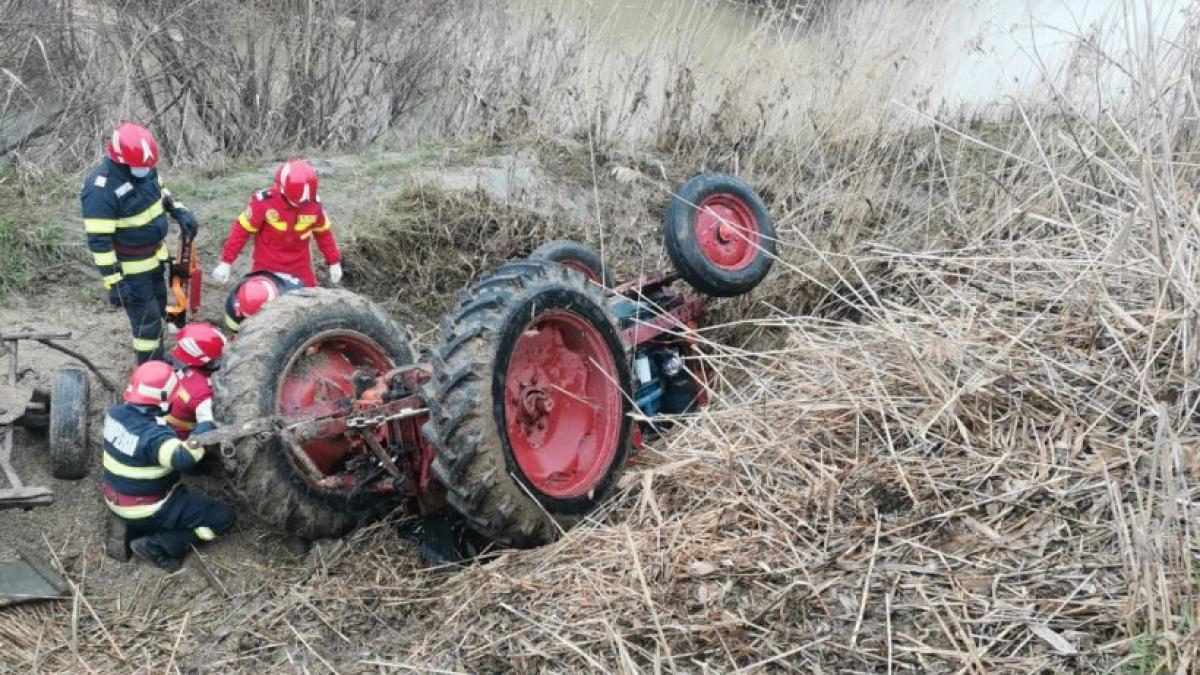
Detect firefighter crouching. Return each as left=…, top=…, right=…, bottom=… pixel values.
left=222, top=271, right=303, bottom=335
left=83, top=122, right=200, bottom=364
left=165, top=322, right=227, bottom=439
left=103, top=361, right=234, bottom=572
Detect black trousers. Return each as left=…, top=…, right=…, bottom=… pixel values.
left=123, top=486, right=236, bottom=559
left=112, top=266, right=167, bottom=364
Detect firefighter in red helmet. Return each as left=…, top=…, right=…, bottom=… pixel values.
left=82, top=122, right=201, bottom=364
left=212, top=159, right=341, bottom=289
left=103, top=361, right=234, bottom=571
left=165, top=322, right=227, bottom=439
left=222, top=271, right=304, bottom=335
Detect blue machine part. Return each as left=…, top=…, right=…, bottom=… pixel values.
left=635, top=381, right=663, bottom=417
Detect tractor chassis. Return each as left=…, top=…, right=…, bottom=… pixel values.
left=199, top=272, right=711, bottom=517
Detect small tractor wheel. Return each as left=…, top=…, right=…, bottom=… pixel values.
left=529, top=240, right=615, bottom=287
left=213, top=288, right=415, bottom=541
left=663, top=172, right=775, bottom=297
left=422, top=259, right=634, bottom=547
left=48, top=366, right=89, bottom=480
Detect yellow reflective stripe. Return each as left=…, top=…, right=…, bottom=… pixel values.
left=121, top=256, right=161, bottom=275
left=104, top=485, right=176, bottom=519
left=312, top=222, right=331, bottom=233
left=102, top=273, right=123, bottom=289
left=177, top=388, right=191, bottom=403
left=224, top=314, right=241, bottom=332
left=85, top=218, right=118, bottom=233
left=117, top=200, right=165, bottom=228
left=164, top=414, right=195, bottom=430
left=195, top=526, right=216, bottom=541
left=238, top=214, right=259, bottom=233
left=103, top=452, right=172, bottom=479
left=156, top=242, right=169, bottom=261
left=132, top=336, right=160, bottom=352
left=105, top=498, right=164, bottom=519
left=157, top=439, right=183, bottom=467
left=93, top=250, right=117, bottom=266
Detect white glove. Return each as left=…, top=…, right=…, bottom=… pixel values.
left=212, top=262, right=232, bottom=284
left=195, top=398, right=214, bottom=424
left=329, top=262, right=343, bottom=285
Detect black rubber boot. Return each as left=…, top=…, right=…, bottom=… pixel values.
left=130, top=537, right=184, bottom=572
left=103, top=514, right=131, bottom=562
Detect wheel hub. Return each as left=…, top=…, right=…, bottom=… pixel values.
left=276, top=331, right=394, bottom=485
left=694, top=193, right=761, bottom=271
left=503, top=310, right=622, bottom=499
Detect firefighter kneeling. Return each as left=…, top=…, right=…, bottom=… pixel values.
left=103, top=361, right=234, bottom=572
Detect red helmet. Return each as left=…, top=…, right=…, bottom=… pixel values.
left=172, top=322, right=228, bottom=368
left=124, top=361, right=179, bottom=408
left=234, top=276, right=281, bottom=320
left=274, top=159, right=318, bottom=205
left=107, top=122, right=159, bottom=169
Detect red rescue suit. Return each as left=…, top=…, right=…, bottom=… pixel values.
left=165, top=368, right=214, bottom=440
left=220, top=188, right=339, bottom=287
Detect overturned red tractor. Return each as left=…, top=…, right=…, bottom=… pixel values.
left=208, top=173, right=775, bottom=545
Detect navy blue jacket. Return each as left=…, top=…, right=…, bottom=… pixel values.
left=101, top=402, right=212, bottom=497
left=81, top=158, right=188, bottom=287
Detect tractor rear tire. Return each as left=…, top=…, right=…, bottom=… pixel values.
left=663, top=172, right=775, bottom=297
left=422, top=259, right=634, bottom=547
left=213, top=288, right=415, bottom=541
left=48, top=366, right=89, bottom=480
left=529, top=240, right=614, bottom=288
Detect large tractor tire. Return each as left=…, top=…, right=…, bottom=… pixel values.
left=529, top=240, right=615, bottom=288
left=663, top=172, right=775, bottom=297
left=422, top=259, right=634, bottom=547
left=48, top=366, right=89, bottom=480
left=213, top=288, right=415, bottom=541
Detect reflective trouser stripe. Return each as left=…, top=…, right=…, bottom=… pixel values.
left=103, top=273, right=123, bottom=289
left=103, top=452, right=172, bottom=479
left=117, top=200, right=165, bottom=228
left=156, top=242, right=169, bottom=261
left=195, top=527, right=216, bottom=541
left=132, top=336, right=160, bottom=353
left=93, top=250, right=117, bottom=266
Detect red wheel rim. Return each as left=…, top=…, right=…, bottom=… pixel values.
left=503, top=310, right=622, bottom=499
left=276, top=331, right=393, bottom=485
left=694, top=193, right=760, bottom=271
left=559, top=259, right=603, bottom=285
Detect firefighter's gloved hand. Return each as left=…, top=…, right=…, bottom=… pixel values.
left=329, top=262, right=343, bottom=285
left=175, top=209, right=199, bottom=238
left=195, top=398, right=214, bottom=424
left=212, top=262, right=231, bottom=284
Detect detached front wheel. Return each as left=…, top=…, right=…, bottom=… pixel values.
left=422, top=260, right=634, bottom=547
left=664, top=172, right=775, bottom=297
